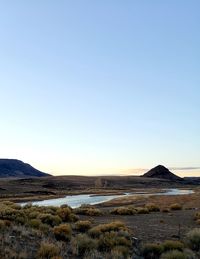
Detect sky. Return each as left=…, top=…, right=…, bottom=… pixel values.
left=0, top=1, right=199, bottom=176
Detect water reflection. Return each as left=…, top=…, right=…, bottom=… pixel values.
left=21, top=188, right=194, bottom=208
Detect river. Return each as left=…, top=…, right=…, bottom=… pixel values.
left=21, top=188, right=194, bottom=208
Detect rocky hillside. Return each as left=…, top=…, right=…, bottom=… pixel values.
left=142, top=165, right=182, bottom=181
left=0, top=159, right=50, bottom=178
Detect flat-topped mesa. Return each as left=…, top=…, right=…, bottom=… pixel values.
left=142, top=165, right=182, bottom=181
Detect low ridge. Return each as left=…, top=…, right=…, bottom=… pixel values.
left=143, top=165, right=182, bottom=181
left=0, top=159, right=50, bottom=178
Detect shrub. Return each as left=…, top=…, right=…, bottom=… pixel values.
left=1, top=201, right=15, bottom=206
left=74, top=207, right=102, bottom=216
left=0, top=219, right=7, bottom=229
left=98, top=231, right=131, bottom=252
left=111, top=246, right=130, bottom=259
left=68, top=213, right=79, bottom=222
left=182, top=248, right=196, bottom=259
left=160, top=250, right=186, bottom=259
left=38, top=213, right=62, bottom=227
left=28, top=219, right=41, bottom=229
left=186, top=228, right=200, bottom=251
left=23, top=203, right=33, bottom=209
left=194, top=212, right=200, bottom=223
left=162, top=208, right=170, bottom=213
left=28, top=211, right=40, bottom=219
left=110, top=207, right=137, bottom=215
left=72, top=234, right=98, bottom=256
left=142, top=243, right=163, bottom=259
left=0, top=206, right=26, bottom=221
left=170, top=204, right=182, bottom=210
left=15, top=215, right=27, bottom=225
left=162, top=240, right=184, bottom=252
left=43, top=206, right=58, bottom=215
left=0, top=219, right=11, bottom=229
left=136, top=207, right=149, bottom=214
left=57, top=207, right=72, bottom=222
left=39, top=223, right=50, bottom=233
left=83, top=250, right=104, bottom=259
left=10, top=203, right=21, bottom=210
left=75, top=220, right=92, bottom=232
left=145, top=203, right=160, bottom=212
left=89, top=221, right=127, bottom=238
left=37, top=242, right=60, bottom=258
left=53, top=224, right=72, bottom=241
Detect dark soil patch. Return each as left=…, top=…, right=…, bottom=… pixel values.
left=86, top=209, right=197, bottom=243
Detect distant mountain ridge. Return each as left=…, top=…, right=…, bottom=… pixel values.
left=0, top=159, right=50, bottom=178
left=142, top=165, right=182, bottom=181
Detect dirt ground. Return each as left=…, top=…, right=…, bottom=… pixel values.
left=89, top=209, right=197, bottom=243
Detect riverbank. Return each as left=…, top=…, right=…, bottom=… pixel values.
left=1, top=193, right=200, bottom=258
left=0, top=174, right=196, bottom=202
left=20, top=188, right=194, bottom=208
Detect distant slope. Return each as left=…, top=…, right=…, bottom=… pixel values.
left=0, top=159, right=50, bottom=178
left=142, top=165, right=182, bottom=181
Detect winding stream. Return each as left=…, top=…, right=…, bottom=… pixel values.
left=21, top=188, right=194, bottom=208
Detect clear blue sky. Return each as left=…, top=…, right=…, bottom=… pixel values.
left=0, top=1, right=199, bottom=176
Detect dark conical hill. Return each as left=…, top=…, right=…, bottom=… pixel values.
left=143, top=165, right=182, bottom=181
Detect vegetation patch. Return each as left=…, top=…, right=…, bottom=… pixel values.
left=186, top=228, right=200, bottom=251
left=74, top=206, right=102, bottom=216
left=88, top=221, right=128, bottom=238
left=53, top=223, right=72, bottom=241
left=37, top=242, right=60, bottom=259
left=110, top=206, right=137, bottom=215
left=145, top=203, right=160, bottom=212
left=160, top=250, right=186, bottom=259
left=170, top=203, right=182, bottom=210
left=75, top=220, right=92, bottom=232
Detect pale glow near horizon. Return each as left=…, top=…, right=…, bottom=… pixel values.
left=0, top=2, right=199, bottom=175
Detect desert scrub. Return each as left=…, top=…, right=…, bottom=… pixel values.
left=186, top=228, right=200, bottom=251
left=0, top=205, right=25, bottom=221
left=98, top=231, right=131, bottom=252
left=110, top=206, right=137, bottom=215
left=142, top=243, right=163, bottom=259
left=145, top=203, right=160, bottom=212
left=39, top=223, right=50, bottom=233
left=43, top=206, right=58, bottom=214
left=72, top=233, right=98, bottom=256
left=37, top=242, right=60, bottom=259
left=74, top=207, right=102, bottom=216
left=53, top=223, right=72, bottom=241
left=0, top=219, right=11, bottom=229
left=194, top=212, right=200, bottom=225
left=170, top=203, right=182, bottom=210
left=37, top=213, right=62, bottom=227
left=162, top=240, right=184, bottom=252
left=110, top=246, right=131, bottom=259
left=75, top=220, right=92, bottom=232
left=88, top=221, right=128, bottom=238
left=136, top=207, right=149, bottom=214
left=27, top=210, right=40, bottom=219
left=194, top=212, right=200, bottom=220
left=160, top=250, right=187, bottom=259
left=162, top=208, right=170, bottom=213
left=28, top=218, right=42, bottom=229
left=56, top=207, right=76, bottom=222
